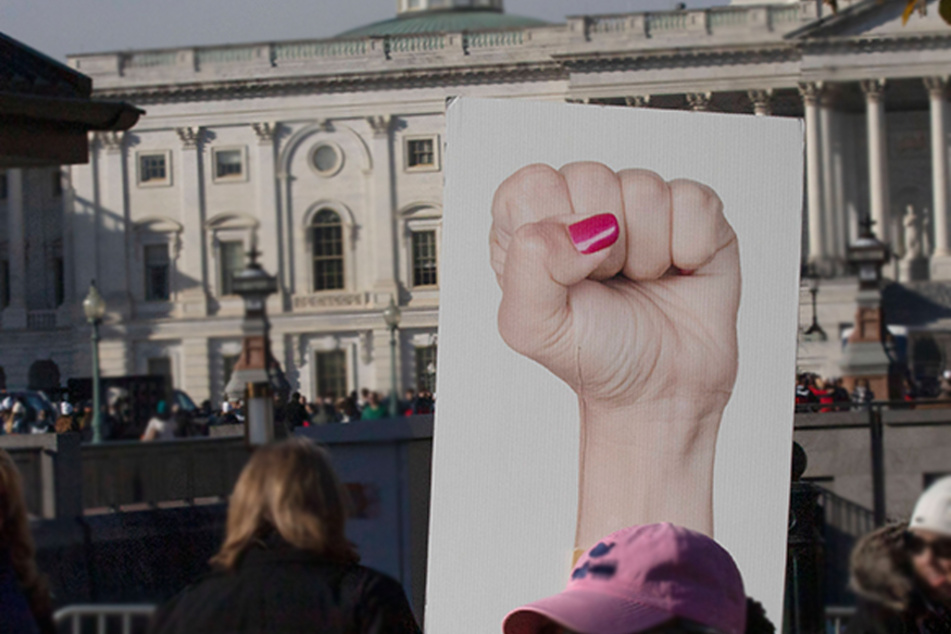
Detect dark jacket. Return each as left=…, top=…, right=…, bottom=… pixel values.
left=148, top=538, right=421, bottom=634
left=847, top=523, right=951, bottom=634
left=0, top=549, right=42, bottom=634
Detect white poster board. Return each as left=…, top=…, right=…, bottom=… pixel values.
left=427, top=97, right=803, bottom=633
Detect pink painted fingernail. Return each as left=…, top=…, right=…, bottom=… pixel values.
left=568, top=214, right=619, bottom=254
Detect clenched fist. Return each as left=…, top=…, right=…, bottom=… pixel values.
left=490, top=162, right=740, bottom=546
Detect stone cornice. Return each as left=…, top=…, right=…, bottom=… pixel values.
left=558, top=43, right=800, bottom=73
left=90, top=61, right=566, bottom=105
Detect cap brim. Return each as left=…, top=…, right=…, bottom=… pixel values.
left=503, top=589, right=673, bottom=634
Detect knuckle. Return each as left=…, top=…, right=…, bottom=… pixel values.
left=511, top=223, right=551, bottom=258
left=619, top=169, right=668, bottom=203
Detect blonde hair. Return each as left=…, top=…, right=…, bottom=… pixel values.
left=210, top=438, right=358, bottom=570
left=0, top=449, right=52, bottom=624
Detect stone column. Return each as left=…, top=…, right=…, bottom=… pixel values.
left=861, top=79, right=891, bottom=244
left=925, top=77, right=951, bottom=278
left=253, top=122, right=284, bottom=312
left=70, top=137, right=99, bottom=324
left=799, top=82, right=826, bottom=264
left=686, top=92, right=712, bottom=112
left=748, top=89, right=772, bottom=116
left=175, top=126, right=209, bottom=317
left=367, top=115, right=398, bottom=304
left=97, top=131, right=131, bottom=318
left=819, top=92, right=842, bottom=263
left=2, top=169, right=27, bottom=329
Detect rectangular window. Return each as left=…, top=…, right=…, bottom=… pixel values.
left=219, top=241, right=245, bottom=296
left=415, top=345, right=437, bottom=393
left=51, top=170, right=62, bottom=197
left=412, top=230, right=438, bottom=287
left=312, top=212, right=345, bottom=291
left=0, top=260, right=9, bottom=309
left=148, top=357, right=173, bottom=387
left=139, top=153, right=168, bottom=184
left=315, top=350, right=347, bottom=399
left=214, top=148, right=244, bottom=180
left=407, top=138, right=435, bottom=169
left=53, top=258, right=64, bottom=306
left=144, top=244, right=170, bottom=301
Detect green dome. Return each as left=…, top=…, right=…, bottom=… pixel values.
left=337, top=9, right=548, bottom=38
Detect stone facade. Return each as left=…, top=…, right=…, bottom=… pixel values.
left=2, top=0, right=951, bottom=406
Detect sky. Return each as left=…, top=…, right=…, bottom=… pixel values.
left=2, top=0, right=729, bottom=63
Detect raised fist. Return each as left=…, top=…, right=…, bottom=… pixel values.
left=490, top=162, right=740, bottom=545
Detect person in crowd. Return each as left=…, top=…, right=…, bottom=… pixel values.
left=335, top=397, right=357, bottom=423
left=830, top=377, right=851, bottom=409
left=9, top=402, right=29, bottom=435
left=809, top=376, right=835, bottom=413
left=357, top=388, right=371, bottom=412
left=414, top=389, right=434, bottom=415
left=0, top=397, right=12, bottom=435
left=147, top=437, right=421, bottom=634
left=29, top=410, right=52, bottom=435
left=285, top=392, right=308, bottom=428
left=847, top=476, right=951, bottom=633
left=794, top=374, right=816, bottom=409
left=217, top=401, right=239, bottom=426
left=502, top=523, right=774, bottom=634
left=851, top=378, right=875, bottom=408
left=54, top=402, right=75, bottom=434
left=0, top=449, right=55, bottom=634
left=401, top=389, right=417, bottom=417
left=141, top=400, right=176, bottom=442
left=360, top=392, right=387, bottom=421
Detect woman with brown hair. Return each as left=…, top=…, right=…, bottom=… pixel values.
left=0, top=449, right=55, bottom=634
left=149, top=437, right=421, bottom=634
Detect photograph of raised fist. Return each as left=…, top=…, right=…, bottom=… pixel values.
left=489, top=161, right=741, bottom=549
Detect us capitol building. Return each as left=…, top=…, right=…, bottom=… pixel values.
left=1, top=0, right=950, bottom=404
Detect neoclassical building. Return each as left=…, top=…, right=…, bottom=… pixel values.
left=2, top=0, right=951, bottom=403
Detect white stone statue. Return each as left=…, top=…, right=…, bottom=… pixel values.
left=904, top=204, right=923, bottom=260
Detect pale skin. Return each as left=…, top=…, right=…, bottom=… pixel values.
left=909, top=528, right=951, bottom=607
left=490, top=162, right=740, bottom=549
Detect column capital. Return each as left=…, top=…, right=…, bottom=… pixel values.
left=860, top=79, right=887, bottom=102
left=175, top=126, right=206, bottom=149
left=924, top=76, right=949, bottom=99
left=625, top=95, right=651, bottom=108
left=686, top=92, right=712, bottom=112
left=747, top=89, right=773, bottom=116
left=95, top=131, right=125, bottom=154
left=366, top=115, right=393, bottom=138
left=252, top=122, right=279, bottom=145
left=797, top=81, right=824, bottom=106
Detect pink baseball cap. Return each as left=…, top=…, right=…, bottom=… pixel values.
left=502, top=523, right=747, bottom=634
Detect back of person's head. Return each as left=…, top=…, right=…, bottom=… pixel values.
left=503, top=523, right=748, bottom=634
left=210, top=438, right=357, bottom=570
left=0, top=449, right=52, bottom=624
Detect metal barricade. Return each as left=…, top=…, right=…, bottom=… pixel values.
left=53, top=604, right=156, bottom=634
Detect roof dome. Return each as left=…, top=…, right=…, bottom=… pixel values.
left=336, top=0, right=548, bottom=38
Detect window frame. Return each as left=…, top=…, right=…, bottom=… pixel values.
left=404, top=135, right=440, bottom=173
left=136, top=150, right=173, bottom=188
left=411, top=229, right=439, bottom=288
left=403, top=213, right=441, bottom=292
left=314, top=349, right=348, bottom=400
left=310, top=208, right=347, bottom=292
left=143, top=242, right=172, bottom=302
left=211, top=146, right=248, bottom=184
left=217, top=239, right=246, bottom=297
left=309, top=142, right=345, bottom=178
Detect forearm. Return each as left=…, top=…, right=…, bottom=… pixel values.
left=575, top=397, right=725, bottom=549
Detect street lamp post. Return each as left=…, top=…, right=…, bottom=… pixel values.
left=82, top=280, right=107, bottom=443
left=382, top=296, right=402, bottom=418
left=802, top=266, right=827, bottom=342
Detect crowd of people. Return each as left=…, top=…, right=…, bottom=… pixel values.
left=794, top=371, right=951, bottom=411
left=0, top=386, right=436, bottom=442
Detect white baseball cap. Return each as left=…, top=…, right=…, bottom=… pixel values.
left=909, top=476, right=951, bottom=536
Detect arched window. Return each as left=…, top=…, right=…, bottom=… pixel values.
left=312, top=210, right=344, bottom=291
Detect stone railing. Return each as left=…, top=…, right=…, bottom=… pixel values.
left=27, top=309, right=58, bottom=331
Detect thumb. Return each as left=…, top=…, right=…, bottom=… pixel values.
left=498, top=213, right=619, bottom=360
